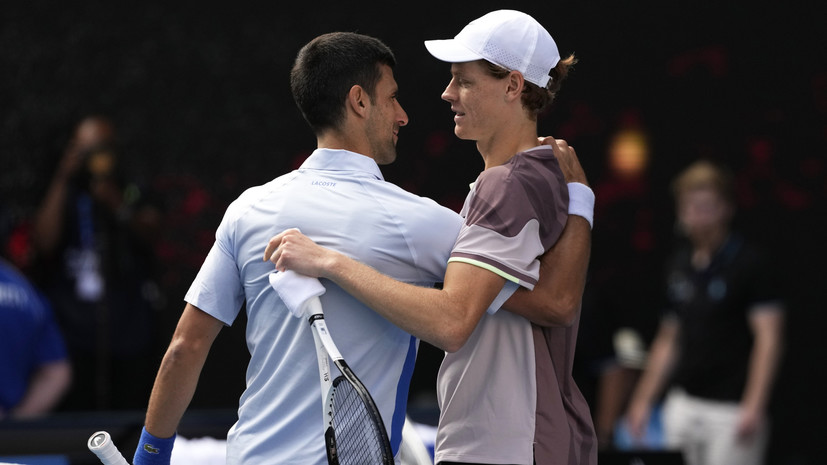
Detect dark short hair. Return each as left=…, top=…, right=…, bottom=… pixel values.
left=290, top=32, right=396, bottom=134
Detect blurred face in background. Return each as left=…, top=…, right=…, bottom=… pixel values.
left=74, top=117, right=115, bottom=153
left=676, top=187, right=733, bottom=242
left=84, top=148, right=122, bottom=209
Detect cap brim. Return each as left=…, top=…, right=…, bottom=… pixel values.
left=424, top=39, right=484, bottom=63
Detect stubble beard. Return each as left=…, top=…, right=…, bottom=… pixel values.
left=374, top=142, right=398, bottom=165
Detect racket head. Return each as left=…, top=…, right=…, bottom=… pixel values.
left=324, top=368, right=394, bottom=465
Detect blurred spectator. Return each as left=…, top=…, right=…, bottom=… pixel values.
left=31, top=115, right=162, bottom=411
left=625, top=160, right=785, bottom=465
left=0, top=257, right=71, bottom=420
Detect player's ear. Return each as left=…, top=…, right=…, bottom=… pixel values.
left=347, top=85, right=368, bottom=118
left=505, top=71, right=524, bottom=102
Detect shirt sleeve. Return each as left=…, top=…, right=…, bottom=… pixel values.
left=184, top=216, right=245, bottom=326
left=745, top=245, right=785, bottom=313
left=449, top=151, right=568, bottom=291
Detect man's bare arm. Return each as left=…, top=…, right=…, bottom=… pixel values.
left=625, top=318, right=679, bottom=439
left=737, top=305, right=784, bottom=439
left=265, top=232, right=503, bottom=353
left=10, top=360, right=71, bottom=418
left=144, top=303, right=224, bottom=438
left=504, top=215, right=591, bottom=326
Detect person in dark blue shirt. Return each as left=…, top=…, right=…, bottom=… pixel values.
left=0, top=258, right=71, bottom=420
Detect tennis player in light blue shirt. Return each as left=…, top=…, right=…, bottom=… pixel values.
left=188, top=148, right=460, bottom=463
left=134, top=32, right=461, bottom=465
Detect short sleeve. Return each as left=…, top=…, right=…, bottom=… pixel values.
left=449, top=149, right=568, bottom=290
left=185, top=220, right=245, bottom=326
left=745, top=246, right=785, bottom=312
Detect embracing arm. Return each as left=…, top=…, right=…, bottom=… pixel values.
left=504, top=215, right=590, bottom=326
left=503, top=136, right=592, bottom=326
left=143, top=303, right=224, bottom=438
left=265, top=234, right=502, bottom=353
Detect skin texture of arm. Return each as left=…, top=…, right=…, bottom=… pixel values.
left=10, top=360, right=71, bottom=419
left=143, top=303, right=224, bottom=438
left=624, top=318, right=679, bottom=439
left=737, top=305, right=784, bottom=441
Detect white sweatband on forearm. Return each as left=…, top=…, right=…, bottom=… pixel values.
left=567, top=182, right=595, bottom=229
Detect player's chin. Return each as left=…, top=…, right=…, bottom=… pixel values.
left=453, top=122, right=475, bottom=139
left=375, top=147, right=397, bottom=165
left=387, top=151, right=398, bottom=164
left=454, top=127, right=474, bottom=141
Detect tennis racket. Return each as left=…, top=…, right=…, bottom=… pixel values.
left=305, top=296, right=395, bottom=465
left=87, top=431, right=130, bottom=465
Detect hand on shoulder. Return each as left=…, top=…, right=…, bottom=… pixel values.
left=539, top=136, right=588, bottom=185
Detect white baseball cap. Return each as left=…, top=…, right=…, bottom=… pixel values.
left=424, top=10, right=560, bottom=87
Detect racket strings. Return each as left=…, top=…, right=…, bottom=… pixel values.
left=330, top=380, right=388, bottom=464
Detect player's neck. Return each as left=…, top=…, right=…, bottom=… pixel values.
left=317, top=128, right=370, bottom=160
left=477, top=120, right=538, bottom=170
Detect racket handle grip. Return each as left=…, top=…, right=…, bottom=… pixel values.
left=88, top=431, right=131, bottom=465
left=307, top=296, right=323, bottom=316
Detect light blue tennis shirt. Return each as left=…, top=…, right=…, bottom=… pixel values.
left=185, top=148, right=462, bottom=465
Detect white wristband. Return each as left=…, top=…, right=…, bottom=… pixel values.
left=567, top=182, right=594, bottom=229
